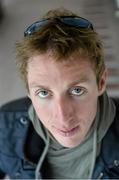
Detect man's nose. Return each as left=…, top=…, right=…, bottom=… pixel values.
left=54, top=97, right=74, bottom=123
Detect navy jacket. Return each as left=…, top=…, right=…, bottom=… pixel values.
left=0, top=97, right=119, bottom=179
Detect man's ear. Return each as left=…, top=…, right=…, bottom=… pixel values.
left=98, top=69, right=107, bottom=96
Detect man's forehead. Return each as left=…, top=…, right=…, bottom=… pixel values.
left=28, top=53, right=93, bottom=73
left=29, top=50, right=91, bottom=65
left=28, top=52, right=95, bottom=88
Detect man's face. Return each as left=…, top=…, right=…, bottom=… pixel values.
left=27, top=52, right=106, bottom=148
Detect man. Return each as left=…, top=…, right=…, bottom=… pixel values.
left=0, top=8, right=119, bottom=179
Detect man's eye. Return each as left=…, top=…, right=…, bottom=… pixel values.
left=37, top=90, right=49, bottom=98
left=70, top=87, right=85, bottom=96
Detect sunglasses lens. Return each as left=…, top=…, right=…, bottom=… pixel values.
left=61, top=17, right=92, bottom=28
left=24, top=20, right=49, bottom=36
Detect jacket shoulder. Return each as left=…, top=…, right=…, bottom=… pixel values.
left=0, top=97, right=31, bottom=156
left=0, top=98, right=41, bottom=179
left=92, top=97, right=119, bottom=179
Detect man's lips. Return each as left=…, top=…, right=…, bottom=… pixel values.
left=54, top=125, right=80, bottom=137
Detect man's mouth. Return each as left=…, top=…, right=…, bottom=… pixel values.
left=54, top=125, right=80, bottom=137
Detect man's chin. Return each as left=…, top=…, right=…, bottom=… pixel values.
left=55, top=137, right=82, bottom=148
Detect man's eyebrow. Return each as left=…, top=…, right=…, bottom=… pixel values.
left=29, top=82, right=50, bottom=89
left=68, top=77, right=90, bottom=87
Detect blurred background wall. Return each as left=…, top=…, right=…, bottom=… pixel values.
left=0, top=0, right=119, bottom=106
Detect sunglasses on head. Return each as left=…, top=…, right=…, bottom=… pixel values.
left=24, top=16, right=94, bottom=37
